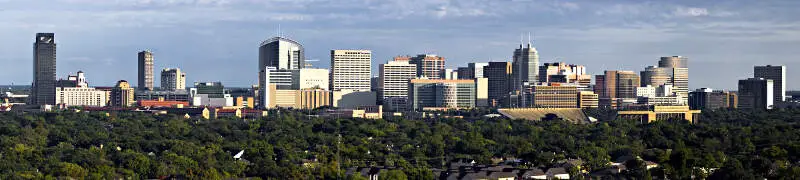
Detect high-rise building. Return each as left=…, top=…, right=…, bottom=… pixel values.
left=658, top=56, right=689, bottom=102
left=294, top=68, right=329, bottom=90
left=659, top=56, right=688, bottom=68
left=595, top=70, right=640, bottom=107
left=379, top=58, right=417, bottom=112
left=32, top=33, right=57, bottom=105
left=484, top=62, right=513, bottom=107
left=330, top=50, right=372, bottom=92
left=754, top=65, right=786, bottom=102
left=640, top=66, right=670, bottom=87
left=138, top=50, right=154, bottom=91
left=161, top=68, right=186, bottom=91
left=616, top=71, right=640, bottom=99
left=512, top=40, right=539, bottom=91
left=457, top=62, right=488, bottom=79
left=689, top=88, right=738, bottom=110
left=409, top=79, right=476, bottom=111
left=258, top=36, right=304, bottom=108
left=111, top=80, right=135, bottom=107
left=538, top=62, right=591, bottom=86
left=738, top=78, right=774, bottom=110
left=531, top=84, right=579, bottom=108
left=410, top=54, right=446, bottom=79
left=259, top=37, right=305, bottom=70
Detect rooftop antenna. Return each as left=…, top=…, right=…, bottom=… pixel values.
left=519, top=33, right=523, bottom=48
left=277, top=24, right=281, bottom=38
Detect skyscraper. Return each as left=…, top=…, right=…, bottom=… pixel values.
left=379, top=57, right=417, bottom=112
left=410, top=54, right=445, bottom=79
left=258, top=36, right=304, bottom=108
left=754, top=65, right=786, bottom=102
left=640, top=66, right=670, bottom=87
left=161, top=68, right=186, bottom=91
left=31, top=33, right=57, bottom=105
left=658, top=56, right=689, bottom=101
left=484, top=62, right=513, bottom=107
left=594, top=70, right=640, bottom=106
left=616, top=71, right=640, bottom=99
left=330, top=50, right=372, bottom=92
left=512, top=39, right=539, bottom=91
left=738, top=78, right=774, bottom=110
left=259, top=37, right=305, bottom=70
left=138, top=50, right=154, bottom=91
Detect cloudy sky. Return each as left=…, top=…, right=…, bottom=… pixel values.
left=0, top=0, right=798, bottom=90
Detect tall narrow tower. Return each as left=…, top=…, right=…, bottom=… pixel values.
left=138, top=50, right=154, bottom=91
left=31, top=33, right=57, bottom=105
left=512, top=34, right=539, bottom=92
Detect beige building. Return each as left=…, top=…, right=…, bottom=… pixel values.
left=618, top=106, right=701, bottom=123
left=531, top=84, right=579, bottom=108
left=161, top=68, right=186, bottom=91
left=111, top=80, right=135, bottom=107
left=578, top=91, right=599, bottom=108
left=331, top=89, right=377, bottom=109
left=267, top=88, right=331, bottom=109
left=475, top=78, right=489, bottom=107
left=330, top=50, right=372, bottom=92
left=379, top=57, right=417, bottom=111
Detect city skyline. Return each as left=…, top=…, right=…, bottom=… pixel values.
left=1, top=0, right=799, bottom=90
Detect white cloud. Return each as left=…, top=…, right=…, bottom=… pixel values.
left=672, top=7, right=709, bottom=17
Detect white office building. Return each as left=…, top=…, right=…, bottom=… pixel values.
left=330, top=50, right=372, bottom=92
left=379, top=58, right=417, bottom=111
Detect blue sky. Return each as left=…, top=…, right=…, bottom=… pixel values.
left=0, top=0, right=798, bottom=90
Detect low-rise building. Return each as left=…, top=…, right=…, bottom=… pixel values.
left=138, top=98, right=189, bottom=108
left=617, top=105, right=702, bottom=123
left=578, top=91, right=599, bottom=108
left=688, top=88, right=737, bottom=110
left=321, top=105, right=383, bottom=119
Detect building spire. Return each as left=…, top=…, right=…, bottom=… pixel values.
left=527, top=32, right=532, bottom=48
left=519, top=33, right=523, bottom=48
left=277, top=24, right=281, bottom=38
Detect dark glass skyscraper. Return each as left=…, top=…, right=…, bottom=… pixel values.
left=31, top=33, right=57, bottom=105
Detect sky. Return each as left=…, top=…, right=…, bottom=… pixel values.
left=0, top=0, right=798, bottom=90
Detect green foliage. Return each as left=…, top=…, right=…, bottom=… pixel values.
left=0, top=108, right=797, bottom=179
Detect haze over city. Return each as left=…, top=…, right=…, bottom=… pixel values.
left=1, top=0, right=798, bottom=89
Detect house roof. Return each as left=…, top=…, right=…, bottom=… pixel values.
left=520, top=168, right=546, bottom=177
left=546, top=167, right=569, bottom=175
left=488, top=171, right=516, bottom=178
